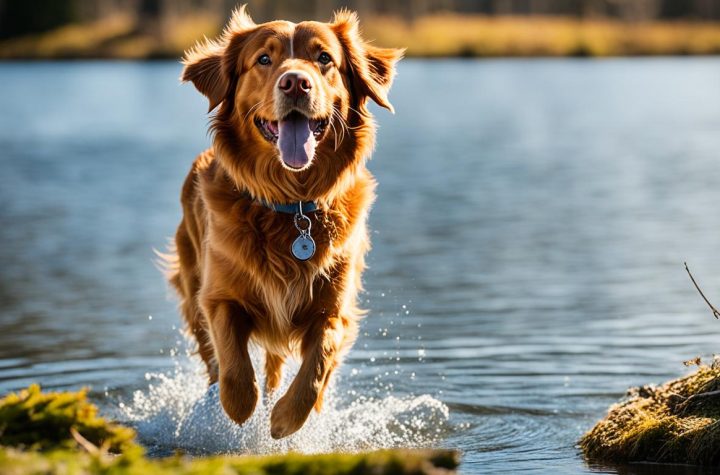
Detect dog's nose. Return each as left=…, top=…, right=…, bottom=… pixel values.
left=278, top=72, right=312, bottom=98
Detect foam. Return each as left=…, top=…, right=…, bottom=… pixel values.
left=118, top=351, right=450, bottom=456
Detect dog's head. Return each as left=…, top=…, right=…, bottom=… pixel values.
left=182, top=6, right=403, bottom=200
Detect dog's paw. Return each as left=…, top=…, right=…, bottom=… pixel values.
left=270, top=392, right=314, bottom=439
left=219, top=377, right=259, bottom=425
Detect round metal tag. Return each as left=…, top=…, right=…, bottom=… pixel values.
left=292, top=235, right=316, bottom=261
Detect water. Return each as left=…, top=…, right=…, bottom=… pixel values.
left=1, top=59, right=720, bottom=473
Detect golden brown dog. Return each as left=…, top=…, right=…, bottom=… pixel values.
left=167, top=6, right=402, bottom=438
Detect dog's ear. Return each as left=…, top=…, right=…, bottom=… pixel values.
left=332, top=10, right=404, bottom=113
left=181, top=5, right=256, bottom=112
left=181, top=39, right=227, bottom=112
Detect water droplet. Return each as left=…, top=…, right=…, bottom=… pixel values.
left=117, top=348, right=450, bottom=456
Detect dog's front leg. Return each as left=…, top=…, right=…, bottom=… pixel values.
left=269, top=316, right=344, bottom=439
left=204, top=300, right=258, bottom=426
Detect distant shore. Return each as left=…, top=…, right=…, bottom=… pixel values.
left=2, top=14, right=720, bottom=60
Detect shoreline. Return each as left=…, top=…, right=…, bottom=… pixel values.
left=2, top=54, right=720, bottom=63
left=2, top=15, right=720, bottom=60
left=0, top=384, right=461, bottom=474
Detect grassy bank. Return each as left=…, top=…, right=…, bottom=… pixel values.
left=580, top=362, right=720, bottom=466
left=0, top=384, right=460, bottom=474
left=365, top=15, right=720, bottom=57
left=2, top=14, right=720, bottom=59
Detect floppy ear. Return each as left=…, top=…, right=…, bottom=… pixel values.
left=332, top=10, right=404, bottom=113
left=181, top=39, right=227, bottom=112
left=180, top=5, right=256, bottom=112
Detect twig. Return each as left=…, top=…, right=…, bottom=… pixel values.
left=677, top=389, right=720, bottom=415
left=684, top=262, right=720, bottom=319
left=70, top=427, right=99, bottom=455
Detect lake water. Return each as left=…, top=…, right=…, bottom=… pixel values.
left=1, top=59, right=720, bottom=473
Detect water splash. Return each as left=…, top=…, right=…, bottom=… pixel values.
left=118, top=351, right=450, bottom=456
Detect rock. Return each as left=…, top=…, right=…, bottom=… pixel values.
left=580, top=364, right=720, bottom=466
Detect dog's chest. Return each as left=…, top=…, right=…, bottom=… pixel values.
left=210, top=205, right=339, bottom=305
left=245, top=209, right=335, bottom=267
left=219, top=210, right=340, bottom=354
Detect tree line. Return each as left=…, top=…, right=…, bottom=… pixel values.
left=2, top=0, right=719, bottom=40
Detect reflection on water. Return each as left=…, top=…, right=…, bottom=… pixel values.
left=1, top=59, right=720, bottom=473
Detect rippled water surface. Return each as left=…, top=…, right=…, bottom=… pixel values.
left=2, top=59, right=720, bottom=473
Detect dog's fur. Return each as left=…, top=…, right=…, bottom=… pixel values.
left=167, top=6, right=402, bottom=438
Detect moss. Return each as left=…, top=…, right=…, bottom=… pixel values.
left=0, top=385, right=459, bottom=475
left=580, top=364, right=720, bottom=466
left=0, top=384, right=137, bottom=454
left=0, top=447, right=459, bottom=475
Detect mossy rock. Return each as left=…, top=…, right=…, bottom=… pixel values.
left=0, top=385, right=459, bottom=474
left=580, top=363, right=720, bottom=466
left=0, top=384, right=136, bottom=454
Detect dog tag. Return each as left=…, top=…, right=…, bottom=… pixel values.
left=292, top=235, right=316, bottom=261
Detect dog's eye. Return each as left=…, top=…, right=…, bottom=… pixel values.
left=258, top=54, right=272, bottom=66
left=318, top=52, right=332, bottom=65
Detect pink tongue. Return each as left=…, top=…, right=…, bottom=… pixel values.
left=278, top=113, right=316, bottom=169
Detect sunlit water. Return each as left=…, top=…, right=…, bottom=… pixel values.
left=1, top=59, right=720, bottom=473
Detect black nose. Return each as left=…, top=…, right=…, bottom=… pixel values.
left=278, top=72, right=312, bottom=98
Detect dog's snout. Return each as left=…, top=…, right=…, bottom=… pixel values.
left=278, top=72, right=312, bottom=98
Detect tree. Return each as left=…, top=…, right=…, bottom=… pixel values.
left=0, top=0, right=76, bottom=39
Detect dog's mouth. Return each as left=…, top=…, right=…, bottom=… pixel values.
left=254, top=111, right=329, bottom=170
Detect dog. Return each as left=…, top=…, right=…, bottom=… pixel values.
left=167, top=5, right=402, bottom=439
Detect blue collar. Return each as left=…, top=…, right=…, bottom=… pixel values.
left=237, top=190, right=319, bottom=214
left=257, top=199, right=319, bottom=214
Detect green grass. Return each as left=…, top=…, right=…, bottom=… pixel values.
left=0, top=384, right=460, bottom=475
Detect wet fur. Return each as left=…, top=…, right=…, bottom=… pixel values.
left=167, top=6, right=402, bottom=438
